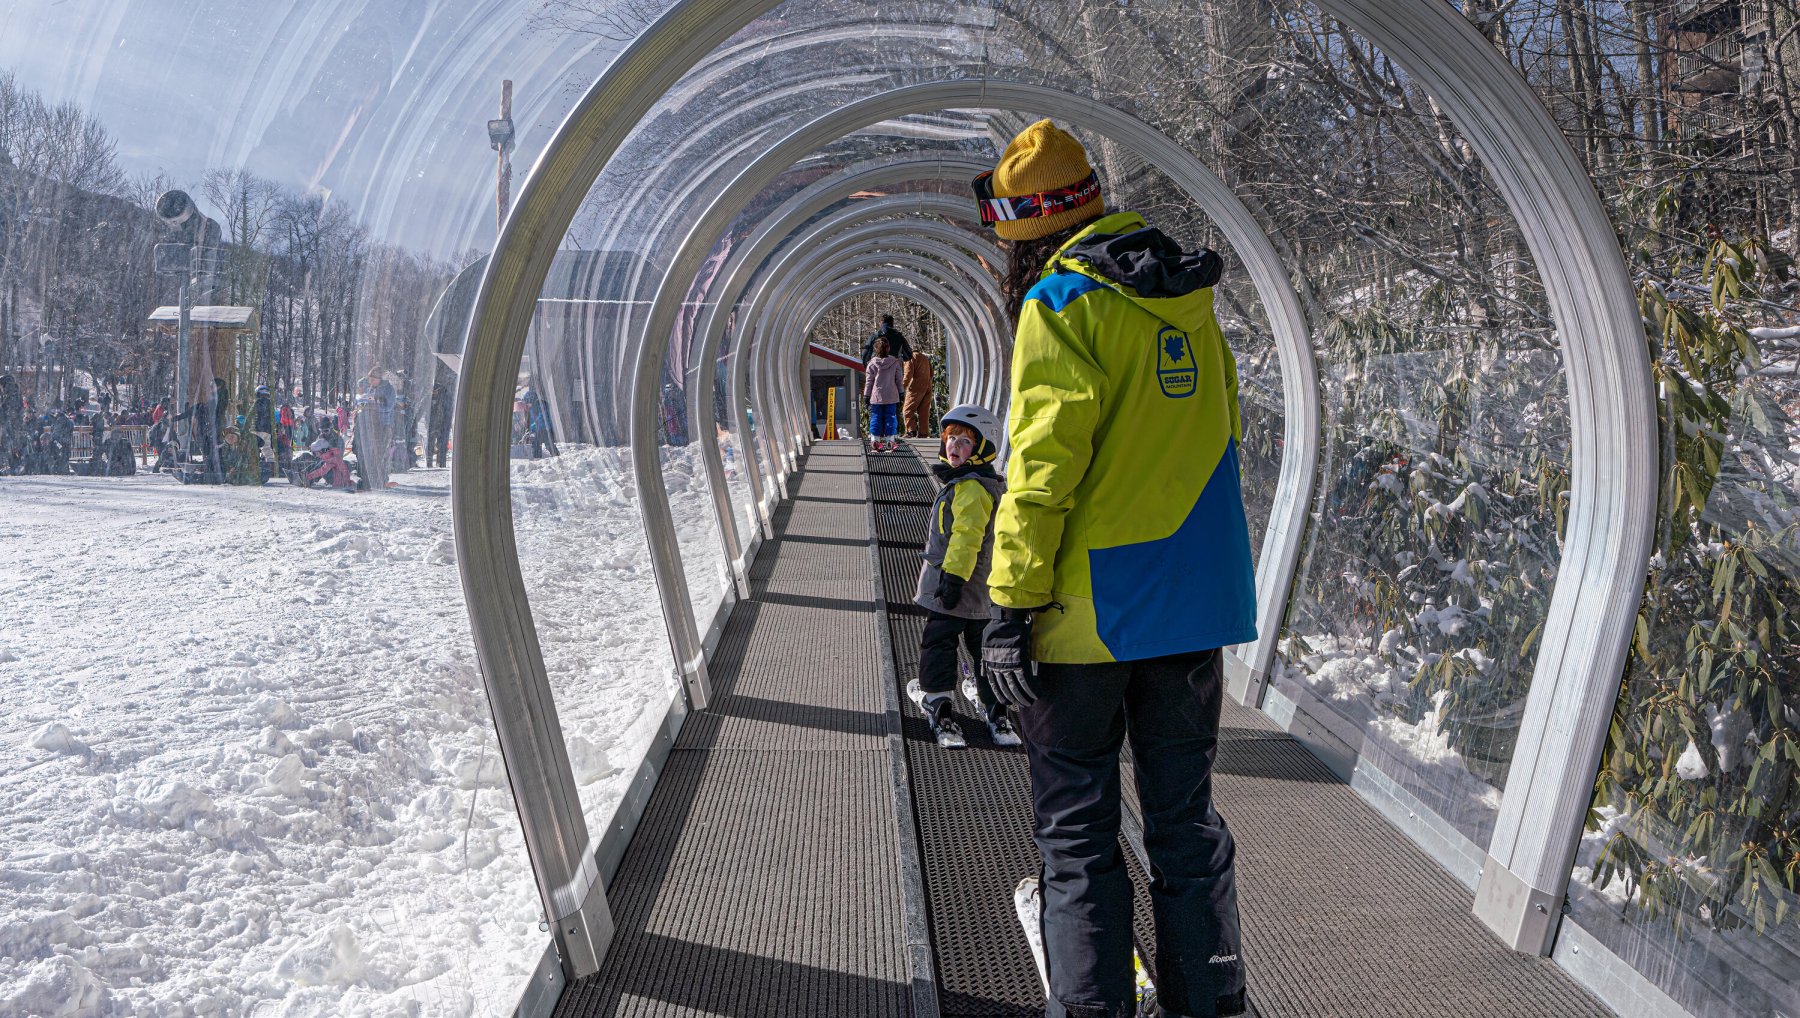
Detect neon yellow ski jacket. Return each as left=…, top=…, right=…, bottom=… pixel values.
left=988, top=211, right=1258, bottom=663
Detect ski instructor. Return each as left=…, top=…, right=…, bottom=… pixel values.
left=978, top=120, right=1256, bottom=1018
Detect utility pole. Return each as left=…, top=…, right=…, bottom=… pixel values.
left=489, top=80, right=516, bottom=233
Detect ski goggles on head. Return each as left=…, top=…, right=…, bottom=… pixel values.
left=972, top=170, right=1102, bottom=227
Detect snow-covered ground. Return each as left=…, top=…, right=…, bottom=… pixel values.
left=0, top=446, right=730, bottom=1016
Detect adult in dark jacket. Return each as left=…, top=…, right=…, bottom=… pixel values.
left=861, top=314, right=913, bottom=365
left=252, top=387, right=273, bottom=434
left=427, top=382, right=451, bottom=467
left=47, top=405, right=74, bottom=474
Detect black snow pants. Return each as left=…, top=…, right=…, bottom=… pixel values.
left=918, top=611, right=996, bottom=710
left=1021, top=648, right=1245, bottom=1018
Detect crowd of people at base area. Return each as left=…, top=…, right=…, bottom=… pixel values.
left=0, top=367, right=457, bottom=492
left=860, top=314, right=938, bottom=450
left=885, top=122, right=1257, bottom=1018
left=0, top=374, right=148, bottom=477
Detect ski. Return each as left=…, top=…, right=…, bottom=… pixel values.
left=1015, top=875, right=1159, bottom=1017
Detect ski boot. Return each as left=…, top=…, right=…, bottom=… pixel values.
left=906, top=678, right=967, bottom=749
left=961, top=669, right=1022, bottom=747
left=983, top=706, right=1023, bottom=747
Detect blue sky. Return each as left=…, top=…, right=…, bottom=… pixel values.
left=0, top=0, right=621, bottom=254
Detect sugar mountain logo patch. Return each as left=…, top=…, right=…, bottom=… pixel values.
left=1156, top=325, right=1197, bottom=398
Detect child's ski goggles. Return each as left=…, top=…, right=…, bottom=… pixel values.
left=972, top=170, right=1101, bottom=226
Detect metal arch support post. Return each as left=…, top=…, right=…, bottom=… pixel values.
left=732, top=217, right=1005, bottom=490
left=691, top=158, right=998, bottom=571
left=748, top=241, right=1000, bottom=464
left=756, top=250, right=1000, bottom=451
left=1320, top=0, right=1657, bottom=955
left=762, top=265, right=994, bottom=453
left=789, top=280, right=988, bottom=417
left=723, top=197, right=1008, bottom=503
left=448, top=0, right=781, bottom=977
left=749, top=258, right=990, bottom=472
left=760, top=273, right=980, bottom=461
left=741, top=226, right=1009, bottom=448
left=733, top=211, right=1008, bottom=452
left=759, top=269, right=978, bottom=468
left=746, top=244, right=1000, bottom=466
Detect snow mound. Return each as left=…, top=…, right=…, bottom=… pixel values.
left=274, top=923, right=367, bottom=987
left=133, top=779, right=214, bottom=827
left=424, top=533, right=456, bottom=565
left=0, top=955, right=109, bottom=1015
left=30, top=723, right=84, bottom=754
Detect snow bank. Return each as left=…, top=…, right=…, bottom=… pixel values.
left=0, top=445, right=716, bottom=1015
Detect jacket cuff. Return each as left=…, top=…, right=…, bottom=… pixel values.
left=989, top=586, right=1046, bottom=610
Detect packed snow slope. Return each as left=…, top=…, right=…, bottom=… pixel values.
left=0, top=446, right=729, bottom=1017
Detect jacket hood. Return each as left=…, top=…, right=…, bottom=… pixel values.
left=1047, top=211, right=1222, bottom=333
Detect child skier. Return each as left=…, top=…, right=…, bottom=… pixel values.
left=907, top=404, right=1021, bottom=749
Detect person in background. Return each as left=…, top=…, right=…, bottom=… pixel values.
left=47, top=402, right=74, bottom=474
left=902, top=347, right=935, bottom=438
left=977, top=120, right=1255, bottom=1018
left=863, top=337, right=904, bottom=453
left=862, top=313, right=914, bottom=365
left=252, top=385, right=273, bottom=435
left=396, top=393, right=418, bottom=470
left=86, top=400, right=106, bottom=474
left=427, top=382, right=451, bottom=468
left=357, top=367, right=397, bottom=489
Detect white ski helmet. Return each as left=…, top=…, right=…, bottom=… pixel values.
left=940, top=404, right=1002, bottom=462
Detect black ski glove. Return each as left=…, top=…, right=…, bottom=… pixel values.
left=983, top=606, right=1042, bottom=707
left=935, top=572, right=966, bottom=610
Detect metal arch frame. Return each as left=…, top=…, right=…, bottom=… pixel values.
left=764, top=252, right=1000, bottom=450
left=756, top=249, right=999, bottom=478
left=742, top=238, right=997, bottom=481
left=743, top=236, right=998, bottom=501
left=728, top=204, right=1008, bottom=509
left=686, top=156, right=995, bottom=584
left=738, top=217, right=1010, bottom=456
left=775, top=269, right=992, bottom=449
left=753, top=247, right=1003, bottom=458
left=713, top=188, right=1005, bottom=539
left=788, top=275, right=993, bottom=415
left=455, top=0, right=1650, bottom=973
left=746, top=243, right=1001, bottom=487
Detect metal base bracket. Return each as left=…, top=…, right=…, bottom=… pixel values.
left=1224, top=649, right=1264, bottom=708
left=554, top=874, right=616, bottom=980
left=681, top=654, right=714, bottom=712
left=1473, top=853, right=1560, bottom=955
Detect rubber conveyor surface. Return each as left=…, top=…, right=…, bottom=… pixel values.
left=873, top=439, right=1611, bottom=1018
left=555, top=445, right=911, bottom=1018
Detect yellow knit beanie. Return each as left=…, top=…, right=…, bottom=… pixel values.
left=989, top=120, right=1105, bottom=242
